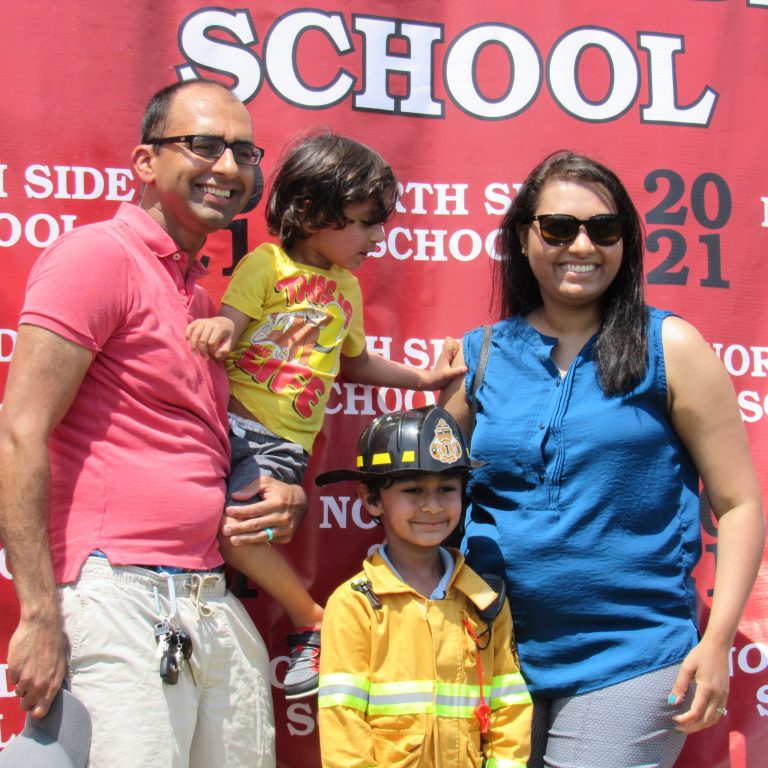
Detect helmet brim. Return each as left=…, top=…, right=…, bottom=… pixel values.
left=314, top=462, right=480, bottom=487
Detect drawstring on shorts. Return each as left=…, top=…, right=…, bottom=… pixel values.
left=185, top=573, right=220, bottom=617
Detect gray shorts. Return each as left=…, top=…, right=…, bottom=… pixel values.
left=528, top=663, right=690, bottom=768
left=227, top=413, right=308, bottom=507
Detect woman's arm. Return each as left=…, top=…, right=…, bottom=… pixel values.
left=663, top=315, right=765, bottom=733
left=437, top=344, right=473, bottom=441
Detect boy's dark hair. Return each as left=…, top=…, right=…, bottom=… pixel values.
left=265, top=132, right=399, bottom=250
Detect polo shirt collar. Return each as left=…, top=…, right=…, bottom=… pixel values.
left=115, top=203, right=208, bottom=278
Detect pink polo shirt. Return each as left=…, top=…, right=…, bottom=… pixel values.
left=20, top=204, right=231, bottom=583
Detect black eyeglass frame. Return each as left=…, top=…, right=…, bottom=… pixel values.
left=527, top=213, right=623, bottom=246
left=149, top=135, right=265, bottom=166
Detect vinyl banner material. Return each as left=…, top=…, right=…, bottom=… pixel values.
left=1, top=2, right=767, bottom=765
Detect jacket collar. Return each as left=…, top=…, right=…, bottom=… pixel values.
left=363, top=547, right=499, bottom=612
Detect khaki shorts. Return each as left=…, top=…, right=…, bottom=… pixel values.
left=60, top=557, right=275, bottom=768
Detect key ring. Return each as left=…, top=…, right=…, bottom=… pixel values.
left=264, top=527, right=274, bottom=543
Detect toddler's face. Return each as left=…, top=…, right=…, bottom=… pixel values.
left=291, top=199, right=385, bottom=271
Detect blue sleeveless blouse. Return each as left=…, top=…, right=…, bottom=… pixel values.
left=463, top=307, right=701, bottom=697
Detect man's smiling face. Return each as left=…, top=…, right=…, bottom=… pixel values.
left=138, top=83, right=256, bottom=254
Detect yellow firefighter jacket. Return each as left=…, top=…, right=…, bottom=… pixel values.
left=318, top=548, right=531, bottom=767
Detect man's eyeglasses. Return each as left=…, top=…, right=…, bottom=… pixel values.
left=150, top=135, right=264, bottom=166
left=527, top=214, right=623, bottom=247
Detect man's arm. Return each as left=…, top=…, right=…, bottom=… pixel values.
left=0, top=325, right=93, bottom=718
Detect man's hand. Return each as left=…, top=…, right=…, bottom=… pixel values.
left=222, top=475, right=308, bottom=546
left=8, top=613, right=67, bottom=719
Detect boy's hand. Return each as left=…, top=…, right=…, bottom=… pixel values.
left=186, top=317, right=236, bottom=360
left=421, top=336, right=467, bottom=390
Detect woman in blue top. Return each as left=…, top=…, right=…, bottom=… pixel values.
left=440, top=150, right=764, bottom=768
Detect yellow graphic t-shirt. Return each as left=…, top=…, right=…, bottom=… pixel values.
left=223, top=243, right=366, bottom=453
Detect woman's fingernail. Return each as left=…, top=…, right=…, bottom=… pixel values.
left=668, top=694, right=677, bottom=705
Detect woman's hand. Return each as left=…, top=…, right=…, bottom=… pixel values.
left=668, top=637, right=731, bottom=733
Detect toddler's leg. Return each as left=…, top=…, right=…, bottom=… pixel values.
left=224, top=425, right=323, bottom=698
left=219, top=532, right=324, bottom=628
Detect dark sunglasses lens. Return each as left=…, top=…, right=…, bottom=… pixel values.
left=538, top=214, right=622, bottom=245
left=538, top=215, right=579, bottom=244
left=587, top=215, right=622, bottom=245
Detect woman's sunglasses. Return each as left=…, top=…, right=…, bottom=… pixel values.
left=528, top=213, right=623, bottom=247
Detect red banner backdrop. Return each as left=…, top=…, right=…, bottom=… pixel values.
left=2, top=1, right=767, bottom=765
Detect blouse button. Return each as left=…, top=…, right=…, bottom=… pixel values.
left=538, top=473, right=545, bottom=483
left=539, top=424, right=545, bottom=430
left=173, top=253, right=181, bottom=261
left=555, top=379, right=562, bottom=387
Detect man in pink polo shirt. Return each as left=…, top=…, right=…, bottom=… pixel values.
left=0, top=80, right=305, bottom=767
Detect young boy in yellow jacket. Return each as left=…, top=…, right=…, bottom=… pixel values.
left=315, top=406, right=531, bottom=767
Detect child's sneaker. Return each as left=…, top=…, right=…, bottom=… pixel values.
left=284, top=628, right=321, bottom=700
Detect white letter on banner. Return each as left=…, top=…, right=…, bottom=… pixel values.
left=388, top=227, right=413, bottom=260
left=71, top=167, right=104, bottom=200
left=414, top=229, right=447, bottom=261
left=176, top=9, right=262, bottom=103
left=445, top=25, right=540, bottom=119
left=434, top=184, right=468, bottom=215
left=353, top=16, right=443, bottom=116
left=24, top=165, right=54, bottom=199
left=449, top=229, right=482, bottom=262
left=319, top=496, right=348, bottom=528
left=549, top=27, right=639, bottom=122
left=0, top=214, right=22, bottom=246
left=105, top=168, right=134, bottom=201
left=0, top=329, right=17, bottom=363
left=265, top=11, right=354, bottom=107
left=0, top=165, right=6, bottom=198
left=639, top=34, right=717, bottom=127
left=366, top=336, right=392, bottom=358
left=404, top=183, right=432, bottom=215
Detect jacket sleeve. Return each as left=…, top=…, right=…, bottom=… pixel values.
left=482, top=598, right=532, bottom=768
left=318, top=583, right=376, bottom=768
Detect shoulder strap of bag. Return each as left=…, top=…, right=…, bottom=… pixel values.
left=469, top=324, right=492, bottom=429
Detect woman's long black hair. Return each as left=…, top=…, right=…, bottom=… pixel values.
left=495, top=150, right=646, bottom=395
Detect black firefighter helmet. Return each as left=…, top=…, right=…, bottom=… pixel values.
left=315, top=405, right=477, bottom=486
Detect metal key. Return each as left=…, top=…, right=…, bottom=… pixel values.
left=159, top=636, right=180, bottom=685
left=173, top=628, right=193, bottom=662
left=173, top=628, right=198, bottom=686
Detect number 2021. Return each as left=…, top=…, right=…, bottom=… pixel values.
left=644, top=169, right=731, bottom=288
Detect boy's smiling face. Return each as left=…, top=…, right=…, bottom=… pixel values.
left=358, top=472, right=463, bottom=555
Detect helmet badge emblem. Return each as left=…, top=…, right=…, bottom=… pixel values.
left=429, top=418, right=463, bottom=464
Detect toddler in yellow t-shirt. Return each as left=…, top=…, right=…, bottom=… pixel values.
left=186, top=132, right=464, bottom=699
